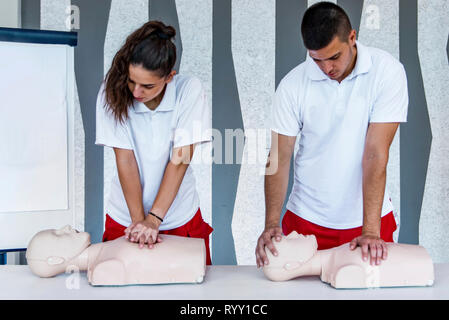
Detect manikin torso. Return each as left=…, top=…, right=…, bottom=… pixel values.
left=263, top=231, right=434, bottom=289
left=26, top=226, right=206, bottom=286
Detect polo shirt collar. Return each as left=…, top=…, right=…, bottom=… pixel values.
left=132, top=78, right=176, bottom=113
left=306, top=41, right=372, bottom=81
left=346, top=41, right=372, bottom=80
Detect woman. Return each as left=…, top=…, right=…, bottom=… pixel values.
left=95, top=21, right=213, bottom=264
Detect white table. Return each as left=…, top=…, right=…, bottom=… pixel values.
left=1, top=265, right=448, bottom=300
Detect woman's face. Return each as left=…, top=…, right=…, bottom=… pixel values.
left=127, top=64, right=175, bottom=104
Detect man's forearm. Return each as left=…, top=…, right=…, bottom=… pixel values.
left=362, top=158, right=387, bottom=237
left=264, top=155, right=291, bottom=228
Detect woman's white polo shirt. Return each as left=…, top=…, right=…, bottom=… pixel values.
left=95, top=75, right=211, bottom=230
left=271, top=41, right=409, bottom=229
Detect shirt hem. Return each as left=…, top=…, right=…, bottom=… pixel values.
left=368, top=118, right=407, bottom=123
left=95, top=139, right=133, bottom=150
left=105, top=205, right=200, bottom=231
left=270, top=127, right=299, bottom=137
left=173, top=137, right=212, bottom=149
left=158, top=205, right=199, bottom=231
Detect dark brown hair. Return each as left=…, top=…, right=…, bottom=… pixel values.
left=301, top=2, right=352, bottom=50
left=103, top=21, right=176, bottom=124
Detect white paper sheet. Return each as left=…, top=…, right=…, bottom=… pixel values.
left=0, top=41, right=68, bottom=213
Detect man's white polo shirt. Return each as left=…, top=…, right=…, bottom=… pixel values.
left=271, top=41, right=408, bottom=229
left=95, top=74, right=211, bottom=230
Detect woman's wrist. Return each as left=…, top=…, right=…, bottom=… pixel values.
left=130, top=212, right=146, bottom=224
left=145, top=211, right=163, bottom=227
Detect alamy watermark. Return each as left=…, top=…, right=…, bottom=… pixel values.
left=66, top=5, right=80, bottom=30
left=65, top=265, right=80, bottom=290
left=168, top=121, right=280, bottom=176
left=365, top=4, right=380, bottom=30
left=365, top=265, right=381, bottom=288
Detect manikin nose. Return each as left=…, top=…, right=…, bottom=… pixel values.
left=55, top=225, right=72, bottom=235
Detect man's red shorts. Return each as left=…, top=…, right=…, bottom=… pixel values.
left=102, top=208, right=214, bottom=265
left=281, top=210, right=397, bottom=250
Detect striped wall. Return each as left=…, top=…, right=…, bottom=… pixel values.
left=21, top=0, right=449, bottom=264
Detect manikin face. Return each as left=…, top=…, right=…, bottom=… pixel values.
left=265, top=231, right=318, bottom=269
left=127, top=64, right=175, bottom=106
left=26, top=225, right=90, bottom=265
left=308, top=30, right=357, bottom=82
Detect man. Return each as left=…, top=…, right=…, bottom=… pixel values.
left=256, top=2, right=408, bottom=268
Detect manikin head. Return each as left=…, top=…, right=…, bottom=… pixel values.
left=263, top=231, right=318, bottom=281
left=26, top=225, right=90, bottom=278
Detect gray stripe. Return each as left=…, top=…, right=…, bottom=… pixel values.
left=337, top=0, right=363, bottom=34
left=447, top=34, right=449, bottom=64
left=398, top=0, right=432, bottom=244
left=211, top=0, right=242, bottom=265
left=149, top=0, right=183, bottom=73
left=275, top=0, right=308, bottom=87
left=72, top=0, right=112, bottom=243
left=275, top=0, right=308, bottom=223
left=21, top=0, right=40, bottom=29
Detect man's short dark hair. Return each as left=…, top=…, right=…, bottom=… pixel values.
left=301, top=2, right=352, bottom=50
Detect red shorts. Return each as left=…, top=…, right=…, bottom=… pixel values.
left=281, top=210, right=397, bottom=250
left=102, top=208, right=214, bottom=265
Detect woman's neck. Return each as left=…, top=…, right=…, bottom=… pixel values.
left=144, top=84, right=166, bottom=110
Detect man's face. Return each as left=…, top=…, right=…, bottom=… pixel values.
left=308, top=30, right=357, bottom=82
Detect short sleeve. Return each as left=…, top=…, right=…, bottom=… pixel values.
left=95, top=83, right=133, bottom=150
left=270, top=79, right=302, bottom=137
left=369, top=62, right=409, bottom=123
left=173, top=77, right=212, bottom=148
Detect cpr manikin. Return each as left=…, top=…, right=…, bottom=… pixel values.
left=263, top=231, right=434, bottom=289
left=26, top=225, right=206, bottom=286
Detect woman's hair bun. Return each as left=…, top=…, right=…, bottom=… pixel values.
left=154, top=24, right=176, bottom=40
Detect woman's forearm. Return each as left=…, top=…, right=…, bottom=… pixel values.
left=114, top=148, right=146, bottom=223
left=150, top=144, right=194, bottom=219
left=149, top=161, right=189, bottom=219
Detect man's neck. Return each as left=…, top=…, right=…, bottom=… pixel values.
left=337, top=44, right=358, bottom=83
